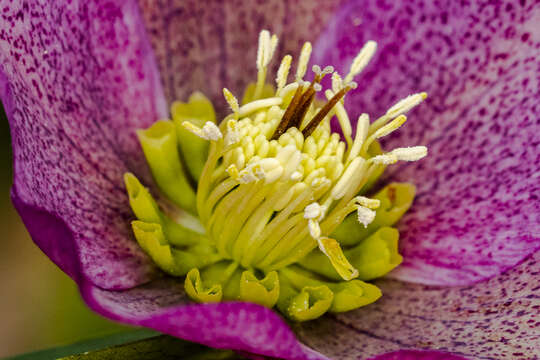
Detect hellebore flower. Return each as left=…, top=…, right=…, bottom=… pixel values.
left=1, top=0, right=538, bottom=359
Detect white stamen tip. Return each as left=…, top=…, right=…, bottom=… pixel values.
left=223, top=88, right=239, bottom=115
left=308, top=219, right=322, bottom=239
left=312, top=64, right=322, bottom=75
left=390, top=146, right=428, bottom=161
left=314, top=83, right=322, bottom=92
left=304, top=202, right=325, bottom=220
left=345, top=40, right=377, bottom=83
left=296, top=42, right=312, bottom=80
left=276, top=54, right=292, bottom=91
left=357, top=206, right=376, bottom=228
left=387, top=92, right=427, bottom=118
left=182, top=121, right=222, bottom=141
left=347, top=81, right=358, bottom=89
left=323, top=65, right=334, bottom=74
left=201, top=122, right=222, bottom=141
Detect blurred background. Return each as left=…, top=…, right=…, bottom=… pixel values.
left=0, top=104, right=127, bottom=358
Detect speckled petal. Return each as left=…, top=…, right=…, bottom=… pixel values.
left=368, top=350, right=469, bottom=360
left=0, top=0, right=167, bottom=289
left=313, top=0, right=540, bottom=285
left=296, top=251, right=540, bottom=360
left=136, top=0, right=348, bottom=114
left=80, top=278, right=328, bottom=360
left=78, top=250, right=539, bottom=360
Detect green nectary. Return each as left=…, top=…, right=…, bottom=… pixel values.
left=124, top=30, right=427, bottom=321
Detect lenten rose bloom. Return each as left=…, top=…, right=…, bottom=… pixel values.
left=1, top=1, right=539, bottom=360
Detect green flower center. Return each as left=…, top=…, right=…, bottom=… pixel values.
left=124, top=30, right=428, bottom=321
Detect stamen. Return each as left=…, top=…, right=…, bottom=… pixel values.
left=304, top=202, right=326, bottom=221
left=317, top=237, right=359, bottom=281
left=271, top=83, right=305, bottom=140
left=386, top=92, right=428, bottom=118
left=182, top=121, right=222, bottom=141
left=390, top=146, right=428, bottom=161
left=238, top=97, right=283, bottom=117
left=330, top=157, right=365, bottom=200
left=254, top=30, right=279, bottom=100
left=357, top=206, right=376, bottom=227
left=361, top=114, right=406, bottom=155
left=302, top=85, right=353, bottom=138
left=223, top=88, right=239, bottom=118
left=346, top=113, right=370, bottom=163
left=295, top=42, right=312, bottom=81
left=369, top=92, right=427, bottom=134
left=276, top=55, right=292, bottom=93
left=225, top=119, right=239, bottom=146
left=332, top=72, right=343, bottom=93
left=344, top=40, right=377, bottom=84
left=354, top=196, right=380, bottom=209
left=325, top=89, right=352, bottom=146
left=308, top=219, right=322, bottom=239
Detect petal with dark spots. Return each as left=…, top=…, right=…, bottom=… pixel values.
left=296, top=251, right=540, bottom=360
left=79, top=250, right=539, bottom=359
left=368, top=349, right=469, bottom=360
left=136, top=0, right=348, bottom=115
left=313, top=0, right=540, bottom=285
left=0, top=0, right=167, bottom=289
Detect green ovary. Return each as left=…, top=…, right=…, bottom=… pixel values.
left=124, top=30, right=428, bottom=321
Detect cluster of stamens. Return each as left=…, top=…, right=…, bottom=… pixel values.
left=183, top=30, right=428, bottom=280
left=126, top=29, right=429, bottom=320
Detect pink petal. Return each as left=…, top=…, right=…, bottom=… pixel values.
left=297, top=251, right=540, bottom=359
left=1, top=0, right=167, bottom=289
left=368, top=350, right=469, bottom=360
left=136, top=0, right=348, bottom=113
left=313, top=0, right=540, bottom=285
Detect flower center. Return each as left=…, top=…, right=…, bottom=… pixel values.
left=124, top=30, right=428, bottom=321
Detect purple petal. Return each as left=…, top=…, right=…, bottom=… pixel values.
left=313, top=0, right=540, bottom=285
left=368, top=350, right=469, bottom=360
left=297, top=251, right=540, bottom=359
left=1, top=0, right=167, bottom=289
left=80, top=278, right=328, bottom=360
left=79, top=250, right=539, bottom=360
left=136, top=0, right=349, bottom=114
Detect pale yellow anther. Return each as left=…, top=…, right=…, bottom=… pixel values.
left=354, top=196, right=380, bottom=209
left=370, top=153, right=398, bottom=165
left=256, top=30, right=271, bottom=70
left=362, top=115, right=407, bottom=155
left=331, top=157, right=365, bottom=200
left=390, top=146, right=428, bottom=161
left=225, top=119, right=239, bottom=146
left=223, top=88, right=239, bottom=117
left=276, top=55, right=292, bottom=92
left=325, top=89, right=352, bottom=146
left=344, top=40, right=377, bottom=84
left=308, top=219, right=322, bottom=239
left=386, top=92, right=428, bottom=118
left=346, top=113, right=370, bottom=164
left=332, top=72, right=343, bottom=93
left=182, top=121, right=222, bottom=141
left=238, top=97, right=282, bottom=118
left=296, top=42, right=312, bottom=80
